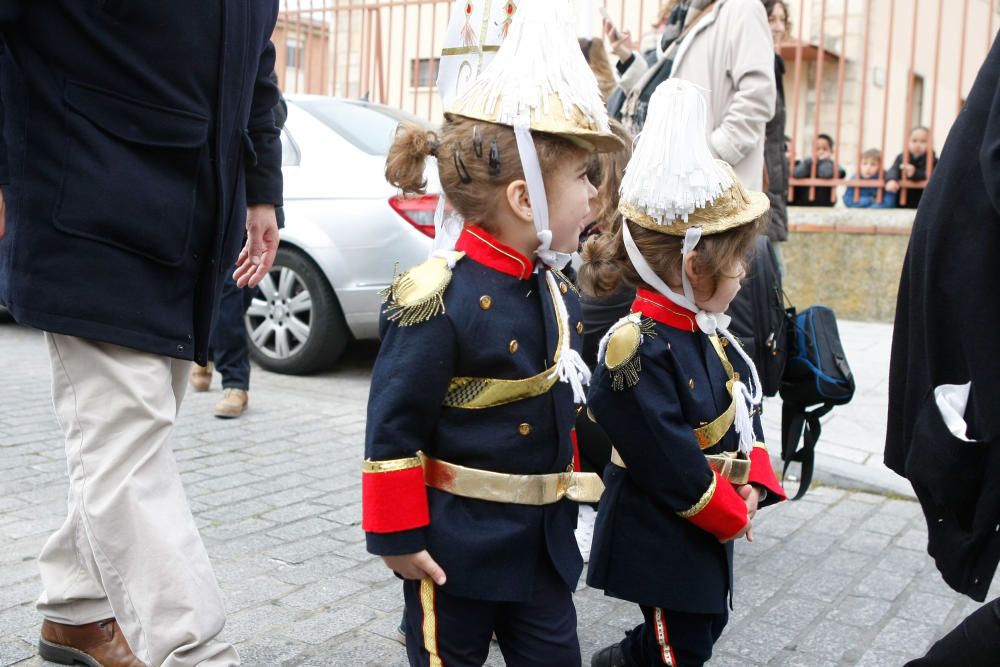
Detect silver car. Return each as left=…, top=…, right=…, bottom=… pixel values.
left=248, top=96, right=435, bottom=374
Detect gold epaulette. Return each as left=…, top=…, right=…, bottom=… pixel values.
left=380, top=251, right=465, bottom=327
left=602, top=314, right=657, bottom=391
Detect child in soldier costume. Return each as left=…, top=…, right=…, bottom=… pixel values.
left=579, top=80, right=787, bottom=667
left=362, top=2, right=623, bottom=665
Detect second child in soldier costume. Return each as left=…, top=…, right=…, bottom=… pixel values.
left=361, top=2, right=623, bottom=665
left=579, top=80, right=787, bottom=667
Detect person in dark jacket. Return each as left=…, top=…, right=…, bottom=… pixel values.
left=885, top=34, right=1000, bottom=666
left=884, top=126, right=938, bottom=209
left=763, top=0, right=789, bottom=246
left=191, top=74, right=288, bottom=419
left=0, top=2, right=282, bottom=665
left=791, top=133, right=845, bottom=206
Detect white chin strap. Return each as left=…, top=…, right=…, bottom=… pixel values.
left=430, top=195, right=465, bottom=267
left=513, top=116, right=588, bottom=403
left=513, top=118, right=573, bottom=271
left=621, top=222, right=762, bottom=454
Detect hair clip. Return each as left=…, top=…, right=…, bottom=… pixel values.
left=453, top=147, right=473, bottom=184
left=489, top=139, right=501, bottom=177
left=472, top=125, right=484, bottom=158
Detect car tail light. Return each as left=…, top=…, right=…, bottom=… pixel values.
left=389, top=194, right=439, bottom=238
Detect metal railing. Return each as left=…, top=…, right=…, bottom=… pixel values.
left=275, top=0, right=999, bottom=207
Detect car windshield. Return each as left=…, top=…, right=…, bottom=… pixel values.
left=294, top=98, right=431, bottom=156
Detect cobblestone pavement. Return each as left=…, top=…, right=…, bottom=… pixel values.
left=1, top=321, right=997, bottom=666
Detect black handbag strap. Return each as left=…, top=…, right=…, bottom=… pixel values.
left=781, top=401, right=834, bottom=500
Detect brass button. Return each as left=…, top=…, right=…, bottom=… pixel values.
left=688, top=378, right=696, bottom=390
left=509, top=339, right=519, bottom=353
left=479, top=295, right=492, bottom=310
left=559, top=282, right=568, bottom=294
left=518, top=422, right=532, bottom=436
left=576, top=405, right=584, bottom=415
left=576, top=321, right=584, bottom=335
left=721, top=338, right=729, bottom=347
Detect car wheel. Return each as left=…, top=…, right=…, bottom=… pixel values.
left=245, top=246, right=350, bottom=374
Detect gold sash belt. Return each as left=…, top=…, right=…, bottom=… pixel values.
left=610, top=448, right=750, bottom=486
left=419, top=452, right=605, bottom=505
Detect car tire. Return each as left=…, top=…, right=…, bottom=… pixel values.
left=246, top=246, right=350, bottom=374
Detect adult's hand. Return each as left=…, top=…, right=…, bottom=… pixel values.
left=0, top=188, right=6, bottom=241
left=233, top=204, right=279, bottom=288
left=382, top=550, right=447, bottom=585
left=885, top=180, right=901, bottom=193
left=604, top=19, right=635, bottom=61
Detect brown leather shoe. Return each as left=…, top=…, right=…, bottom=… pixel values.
left=214, top=388, right=248, bottom=419
left=39, top=618, right=145, bottom=667
left=189, top=362, right=213, bottom=392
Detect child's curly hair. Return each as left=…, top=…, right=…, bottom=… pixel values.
left=578, top=215, right=765, bottom=299
left=386, top=115, right=588, bottom=234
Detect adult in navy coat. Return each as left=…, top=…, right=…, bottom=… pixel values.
left=0, top=2, right=282, bottom=665
left=885, top=34, right=1000, bottom=665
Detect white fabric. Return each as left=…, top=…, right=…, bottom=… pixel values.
left=619, top=80, right=733, bottom=226
left=934, top=382, right=974, bottom=442
left=680, top=226, right=703, bottom=304
left=618, top=0, right=775, bottom=189
left=38, top=333, right=238, bottom=667
left=545, top=270, right=591, bottom=404
left=430, top=195, right=464, bottom=265
left=436, top=0, right=510, bottom=109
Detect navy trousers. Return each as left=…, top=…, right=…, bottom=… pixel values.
left=402, top=557, right=580, bottom=667
left=906, top=596, right=1000, bottom=666
left=208, top=273, right=254, bottom=390
left=621, top=606, right=727, bottom=667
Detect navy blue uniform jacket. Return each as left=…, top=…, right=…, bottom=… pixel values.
left=0, top=1, right=282, bottom=364
left=363, top=226, right=584, bottom=602
left=587, top=288, right=785, bottom=614
left=886, top=34, right=1000, bottom=602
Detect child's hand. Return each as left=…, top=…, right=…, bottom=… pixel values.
left=885, top=180, right=901, bottom=193
left=735, top=484, right=761, bottom=543
left=382, top=551, right=447, bottom=585
left=903, top=163, right=916, bottom=178
left=720, top=520, right=751, bottom=544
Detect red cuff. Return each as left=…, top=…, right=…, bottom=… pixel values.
left=362, top=459, right=430, bottom=533
left=571, top=429, right=581, bottom=472
left=680, top=471, right=748, bottom=541
left=749, top=445, right=787, bottom=502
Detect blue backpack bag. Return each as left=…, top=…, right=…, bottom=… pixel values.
left=779, top=306, right=856, bottom=499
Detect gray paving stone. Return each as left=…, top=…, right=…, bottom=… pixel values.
left=796, top=620, right=863, bottom=661
left=870, top=617, right=938, bottom=656
left=856, top=567, right=916, bottom=601
left=825, top=595, right=891, bottom=628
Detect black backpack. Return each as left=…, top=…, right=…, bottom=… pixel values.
left=727, top=236, right=789, bottom=397
left=779, top=305, right=856, bottom=499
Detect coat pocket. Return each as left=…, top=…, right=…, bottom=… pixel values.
left=904, top=389, right=987, bottom=530
left=54, top=81, right=209, bottom=267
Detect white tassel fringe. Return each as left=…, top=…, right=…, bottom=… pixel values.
left=619, top=79, right=733, bottom=225
left=546, top=271, right=591, bottom=404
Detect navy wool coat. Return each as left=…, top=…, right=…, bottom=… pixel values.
left=0, top=1, right=283, bottom=363
left=886, top=34, right=1000, bottom=602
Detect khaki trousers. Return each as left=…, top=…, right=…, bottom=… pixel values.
left=36, top=333, right=239, bottom=667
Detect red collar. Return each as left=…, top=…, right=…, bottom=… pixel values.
left=455, top=226, right=534, bottom=280
left=632, top=288, right=698, bottom=332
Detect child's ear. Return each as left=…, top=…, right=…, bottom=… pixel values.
left=683, top=249, right=708, bottom=294
left=505, top=180, right=533, bottom=223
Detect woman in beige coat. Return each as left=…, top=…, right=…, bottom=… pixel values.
left=607, top=0, right=775, bottom=190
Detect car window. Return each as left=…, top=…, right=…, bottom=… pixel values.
left=280, top=128, right=300, bottom=166
left=293, top=99, right=431, bottom=156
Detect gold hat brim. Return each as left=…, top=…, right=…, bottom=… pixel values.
left=619, top=187, right=770, bottom=236
left=446, top=92, right=625, bottom=154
